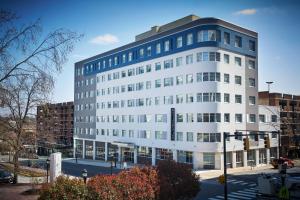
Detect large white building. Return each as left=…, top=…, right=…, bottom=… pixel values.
left=74, top=15, right=279, bottom=169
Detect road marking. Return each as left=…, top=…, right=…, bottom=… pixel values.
left=232, top=192, right=256, bottom=197
left=240, top=182, right=248, bottom=185
left=248, top=183, right=256, bottom=187
left=208, top=198, right=221, bottom=200
left=228, top=194, right=252, bottom=200
left=216, top=195, right=224, bottom=199
left=238, top=191, right=256, bottom=196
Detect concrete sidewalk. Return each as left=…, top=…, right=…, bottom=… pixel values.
left=195, top=165, right=273, bottom=180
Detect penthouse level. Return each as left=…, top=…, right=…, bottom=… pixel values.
left=75, top=15, right=257, bottom=76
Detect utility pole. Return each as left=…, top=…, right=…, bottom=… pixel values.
left=223, top=133, right=228, bottom=200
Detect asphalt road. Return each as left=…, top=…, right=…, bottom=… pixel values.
left=195, top=167, right=300, bottom=200
left=61, top=161, right=122, bottom=177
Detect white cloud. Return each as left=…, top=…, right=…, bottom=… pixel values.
left=234, top=8, right=257, bottom=15
left=89, top=34, right=119, bottom=45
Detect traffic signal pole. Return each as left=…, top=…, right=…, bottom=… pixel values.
left=223, top=130, right=279, bottom=200
left=223, top=133, right=228, bottom=200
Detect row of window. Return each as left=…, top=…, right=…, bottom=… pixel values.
left=75, top=51, right=256, bottom=82
left=75, top=113, right=277, bottom=124
left=76, top=29, right=256, bottom=76
left=75, top=93, right=256, bottom=112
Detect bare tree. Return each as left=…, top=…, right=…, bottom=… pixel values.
left=0, top=10, right=82, bottom=83
left=0, top=9, right=83, bottom=183
left=0, top=73, right=53, bottom=182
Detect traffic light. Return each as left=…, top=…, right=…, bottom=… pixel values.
left=264, top=136, right=270, bottom=148
left=234, top=132, right=239, bottom=140
left=243, top=138, right=250, bottom=151
left=255, top=134, right=259, bottom=141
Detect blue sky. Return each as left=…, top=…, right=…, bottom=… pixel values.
left=1, top=0, right=300, bottom=103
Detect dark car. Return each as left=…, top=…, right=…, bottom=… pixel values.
left=271, top=157, right=295, bottom=169
left=0, top=170, right=13, bottom=183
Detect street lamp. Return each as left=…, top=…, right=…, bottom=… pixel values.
left=46, top=158, right=50, bottom=183
left=82, top=169, right=87, bottom=184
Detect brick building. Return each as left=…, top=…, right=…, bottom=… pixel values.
left=36, top=102, right=74, bottom=156
left=259, top=91, right=300, bottom=158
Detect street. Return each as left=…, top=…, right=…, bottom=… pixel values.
left=195, top=167, right=300, bottom=200
left=61, top=161, right=122, bottom=177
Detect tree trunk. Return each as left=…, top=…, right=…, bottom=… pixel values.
left=13, top=150, right=20, bottom=184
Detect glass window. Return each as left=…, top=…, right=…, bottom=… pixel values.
left=203, top=73, right=209, bottom=81
left=249, top=96, right=256, bottom=105
left=176, top=57, right=182, bottom=67
left=249, top=114, right=256, bottom=123
left=187, top=132, right=193, bottom=142
left=224, top=113, right=230, bottom=122
left=176, top=36, right=183, bottom=48
left=155, top=131, right=167, bottom=140
left=235, top=114, right=243, bottom=123
left=147, top=46, right=151, bottom=56
left=155, top=79, right=161, bottom=88
left=155, top=62, right=161, bottom=71
left=235, top=95, right=242, bottom=103
left=197, top=113, right=202, bottom=122
left=176, top=94, right=184, bottom=104
left=248, top=60, right=255, bottom=69
left=164, top=59, right=173, bottom=69
left=224, top=54, right=230, bottom=64
left=176, top=75, right=183, bottom=85
left=235, top=36, right=242, bottom=48
left=156, top=43, right=161, bottom=54
left=249, top=40, right=255, bottom=51
left=235, top=57, right=242, bottom=66
left=197, top=73, right=202, bottom=82
left=164, top=77, right=173, bottom=87
left=271, top=115, right=278, bottom=122
left=259, top=115, right=265, bottom=123
left=155, top=114, right=167, bottom=123
left=177, top=113, right=183, bottom=122
left=224, top=73, right=230, bottom=83
left=224, top=32, right=230, bottom=45
left=186, top=54, right=193, bottom=64
left=224, top=93, right=230, bottom=103
left=128, top=52, right=133, bottom=62
left=176, top=132, right=183, bottom=141
left=203, top=93, right=209, bottom=102
left=186, top=93, right=194, bottom=103
left=198, top=30, right=217, bottom=42
left=146, top=64, right=151, bottom=72
left=197, top=93, right=202, bottom=102
left=187, top=33, right=193, bottom=45
left=164, top=40, right=170, bottom=52
left=186, top=113, right=194, bottom=122
left=186, top=74, right=193, bottom=84
left=235, top=76, right=242, bottom=85
left=249, top=78, right=256, bottom=87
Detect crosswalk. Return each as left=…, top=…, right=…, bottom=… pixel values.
left=208, top=188, right=257, bottom=200
left=226, top=179, right=257, bottom=187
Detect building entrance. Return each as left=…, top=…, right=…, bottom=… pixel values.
left=122, top=147, right=134, bottom=163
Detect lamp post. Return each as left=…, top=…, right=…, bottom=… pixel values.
left=82, top=169, right=87, bottom=184
left=266, top=81, right=273, bottom=105
left=46, top=158, right=50, bottom=183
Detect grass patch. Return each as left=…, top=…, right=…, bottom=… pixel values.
left=0, top=163, right=45, bottom=177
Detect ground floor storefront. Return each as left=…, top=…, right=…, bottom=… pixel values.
left=74, top=139, right=277, bottom=170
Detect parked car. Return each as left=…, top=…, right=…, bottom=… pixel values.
left=271, top=157, right=295, bottom=169
left=0, top=169, right=13, bottom=183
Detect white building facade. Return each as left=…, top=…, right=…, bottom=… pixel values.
left=73, top=15, right=279, bottom=169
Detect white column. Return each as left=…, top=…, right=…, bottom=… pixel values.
left=255, top=149, right=260, bottom=166
left=82, top=140, right=86, bottom=159
left=134, top=147, right=138, bottom=164
left=73, top=138, right=76, bottom=158
left=104, top=142, right=108, bottom=161
left=92, top=141, right=96, bottom=160
left=172, top=149, right=177, bottom=162
left=151, top=147, right=156, bottom=166
left=215, top=152, right=223, bottom=170
left=243, top=151, right=248, bottom=167
left=232, top=151, right=237, bottom=168
left=193, top=152, right=202, bottom=169
left=266, top=148, right=270, bottom=164
left=118, top=146, right=121, bottom=162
